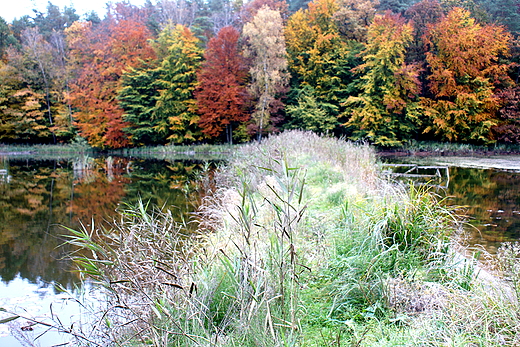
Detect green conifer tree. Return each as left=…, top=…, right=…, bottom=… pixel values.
left=118, top=63, right=164, bottom=145
left=153, top=24, right=203, bottom=144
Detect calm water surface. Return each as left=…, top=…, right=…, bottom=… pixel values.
left=445, top=166, right=520, bottom=252
left=382, top=155, right=520, bottom=253
left=0, top=155, right=212, bottom=346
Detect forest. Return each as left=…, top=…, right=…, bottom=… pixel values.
left=1, top=0, right=520, bottom=148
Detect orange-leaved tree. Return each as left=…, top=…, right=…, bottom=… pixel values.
left=421, top=7, right=513, bottom=143
left=66, top=5, right=155, bottom=149
left=195, top=26, right=249, bottom=143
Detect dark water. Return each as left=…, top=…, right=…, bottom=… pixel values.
left=382, top=157, right=520, bottom=253
left=0, top=155, right=213, bottom=345
left=445, top=167, right=520, bottom=253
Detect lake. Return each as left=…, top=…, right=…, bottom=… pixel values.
left=381, top=155, right=520, bottom=253
left=0, top=154, right=214, bottom=346
left=0, top=153, right=518, bottom=345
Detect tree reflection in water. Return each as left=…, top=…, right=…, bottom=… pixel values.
left=383, top=160, right=520, bottom=254
left=445, top=167, right=520, bottom=253
left=0, top=156, right=211, bottom=290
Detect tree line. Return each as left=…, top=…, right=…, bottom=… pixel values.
left=1, top=0, right=520, bottom=148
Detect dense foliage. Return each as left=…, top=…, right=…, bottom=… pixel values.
left=195, top=26, right=249, bottom=143
left=344, top=12, right=421, bottom=146
left=1, top=0, right=520, bottom=147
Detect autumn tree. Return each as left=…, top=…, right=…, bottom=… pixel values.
left=66, top=4, right=155, bottom=148
left=118, top=23, right=204, bottom=145
left=421, top=8, right=512, bottom=143
left=0, top=3, right=80, bottom=144
left=118, top=62, right=164, bottom=145
left=404, top=0, right=444, bottom=64
left=344, top=12, right=421, bottom=147
left=285, top=0, right=338, bottom=90
left=493, top=87, right=520, bottom=143
left=243, top=6, right=289, bottom=140
left=195, top=26, right=249, bottom=143
left=152, top=24, right=203, bottom=143
left=21, top=27, right=56, bottom=141
left=285, top=0, right=362, bottom=132
left=333, top=0, right=379, bottom=41
left=0, top=26, right=73, bottom=143
left=0, top=61, right=53, bottom=143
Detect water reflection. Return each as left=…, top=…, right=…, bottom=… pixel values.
left=382, top=157, right=520, bottom=253
left=0, top=156, right=212, bottom=345
left=0, top=159, right=76, bottom=288
left=0, top=157, right=209, bottom=288
left=446, top=167, right=520, bottom=253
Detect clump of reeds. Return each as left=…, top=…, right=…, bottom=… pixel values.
left=196, top=150, right=310, bottom=345
left=63, top=200, right=207, bottom=345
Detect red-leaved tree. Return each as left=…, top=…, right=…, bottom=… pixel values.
left=195, top=26, right=249, bottom=143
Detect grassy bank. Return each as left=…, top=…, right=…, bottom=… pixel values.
left=65, top=130, right=520, bottom=346
left=3, top=137, right=519, bottom=161
left=0, top=141, right=93, bottom=159
left=379, top=140, right=520, bottom=156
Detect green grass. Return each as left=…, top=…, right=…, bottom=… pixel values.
left=56, top=130, right=520, bottom=346
left=387, top=139, right=520, bottom=154
left=0, top=139, right=93, bottom=160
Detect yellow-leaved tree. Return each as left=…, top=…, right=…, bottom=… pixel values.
left=243, top=6, right=289, bottom=141
left=343, top=13, right=422, bottom=147
left=284, top=0, right=363, bottom=133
